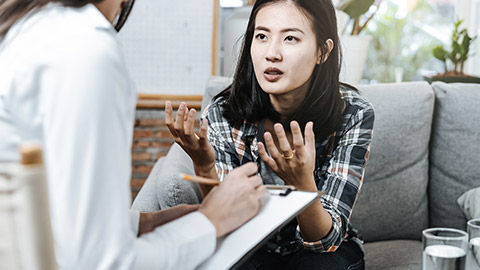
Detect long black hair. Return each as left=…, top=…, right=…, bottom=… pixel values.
left=215, top=0, right=345, bottom=141
left=0, top=0, right=134, bottom=40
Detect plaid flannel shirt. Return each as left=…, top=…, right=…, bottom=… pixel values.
left=202, top=85, right=375, bottom=253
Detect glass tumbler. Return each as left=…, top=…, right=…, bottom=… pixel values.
left=467, top=219, right=480, bottom=270
left=422, top=227, right=468, bottom=270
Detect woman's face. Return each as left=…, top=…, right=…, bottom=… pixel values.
left=250, top=2, right=321, bottom=96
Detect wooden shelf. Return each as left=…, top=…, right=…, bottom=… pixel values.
left=136, top=94, right=203, bottom=110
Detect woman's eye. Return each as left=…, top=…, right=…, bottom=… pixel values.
left=285, top=36, right=298, bottom=42
left=255, top=33, right=267, bottom=40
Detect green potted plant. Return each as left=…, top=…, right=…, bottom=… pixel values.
left=427, top=19, right=479, bottom=83
left=335, top=0, right=378, bottom=84
left=337, top=0, right=376, bottom=35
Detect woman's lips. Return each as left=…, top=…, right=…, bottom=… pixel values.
left=264, top=67, right=283, bottom=82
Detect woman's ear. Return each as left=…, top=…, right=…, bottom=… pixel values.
left=317, top=38, right=334, bottom=64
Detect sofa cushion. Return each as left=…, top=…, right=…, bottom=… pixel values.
left=132, top=143, right=202, bottom=212
left=351, top=82, right=434, bottom=242
left=364, top=240, right=422, bottom=270
left=201, top=76, right=232, bottom=112
left=430, top=82, right=480, bottom=230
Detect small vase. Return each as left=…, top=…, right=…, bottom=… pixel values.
left=340, top=35, right=372, bottom=85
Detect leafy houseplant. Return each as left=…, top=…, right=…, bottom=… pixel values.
left=428, top=20, right=479, bottom=83
left=337, top=0, right=376, bottom=35
left=335, top=0, right=379, bottom=84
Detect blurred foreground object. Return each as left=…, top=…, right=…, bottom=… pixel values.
left=0, top=144, right=56, bottom=270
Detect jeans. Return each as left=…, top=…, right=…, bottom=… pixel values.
left=236, top=240, right=364, bottom=270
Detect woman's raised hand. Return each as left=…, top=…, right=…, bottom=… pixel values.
left=257, top=121, right=317, bottom=191
left=165, top=101, right=216, bottom=172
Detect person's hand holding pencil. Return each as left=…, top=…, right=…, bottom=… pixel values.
left=197, top=163, right=267, bottom=237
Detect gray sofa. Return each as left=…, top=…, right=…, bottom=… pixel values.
left=132, top=77, right=480, bottom=269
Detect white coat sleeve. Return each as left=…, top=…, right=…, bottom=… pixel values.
left=39, top=30, right=216, bottom=270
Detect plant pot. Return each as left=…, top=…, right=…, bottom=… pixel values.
left=424, top=75, right=480, bottom=84
left=340, top=35, right=372, bottom=85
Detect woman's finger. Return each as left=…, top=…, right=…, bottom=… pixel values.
left=184, top=105, right=189, bottom=122
left=165, top=101, right=178, bottom=137
left=184, top=108, right=197, bottom=141
left=304, top=121, right=315, bottom=151
left=174, top=102, right=188, bottom=141
left=258, top=142, right=278, bottom=171
left=291, top=121, right=305, bottom=158
left=273, top=123, right=294, bottom=158
left=263, top=132, right=284, bottom=164
left=198, top=118, right=209, bottom=142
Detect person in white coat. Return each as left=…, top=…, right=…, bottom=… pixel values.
left=0, top=0, right=266, bottom=269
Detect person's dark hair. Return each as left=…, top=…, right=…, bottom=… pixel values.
left=0, top=0, right=134, bottom=40
left=215, top=0, right=346, bottom=141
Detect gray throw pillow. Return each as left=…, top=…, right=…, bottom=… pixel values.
left=457, top=187, right=480, bottom=220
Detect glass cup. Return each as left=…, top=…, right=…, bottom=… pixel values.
left=422, top=227, right=468, bottom=270
left=467, top=219, right=480, bottom=270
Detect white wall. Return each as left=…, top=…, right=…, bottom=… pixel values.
left=117, top=0, right=213, bottom=95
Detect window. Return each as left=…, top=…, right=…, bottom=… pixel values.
left=363, top=0, right=457, bottom=83
left=457, top=0, right=480, bottom=76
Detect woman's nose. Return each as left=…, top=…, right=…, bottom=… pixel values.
left=265, top=41, right=282, bottom=62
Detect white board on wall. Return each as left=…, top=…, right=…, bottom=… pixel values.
left=117, top=0, right=213, bottom=95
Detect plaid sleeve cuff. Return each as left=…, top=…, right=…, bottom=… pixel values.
left=299, top=208, right=344, bottom=253
left=204, top=100, right=235, bottom=182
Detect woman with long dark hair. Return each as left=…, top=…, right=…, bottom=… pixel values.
left=167, top=0, right=374, bottom=268
left=0, top=1, right=266, bottom=269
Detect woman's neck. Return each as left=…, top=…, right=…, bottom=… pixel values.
left=269, top=78, right=310, bottom=121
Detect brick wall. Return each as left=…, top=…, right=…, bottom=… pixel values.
left=131, top=100, right=202, bottom=200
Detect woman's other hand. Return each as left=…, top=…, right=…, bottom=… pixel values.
left=165, top=101, right=216, bottom=174
left=258, top=121, right=317, bottom=191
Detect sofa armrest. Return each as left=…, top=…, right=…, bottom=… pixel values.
left=132, top=143, right=202, bottom=212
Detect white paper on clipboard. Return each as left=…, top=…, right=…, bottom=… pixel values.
left=197, top=189, right=319, bottom=270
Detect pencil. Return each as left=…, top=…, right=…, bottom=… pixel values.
left=180, top=173, right=220, bottom=185
left=179, top=173, right=322, bottom=193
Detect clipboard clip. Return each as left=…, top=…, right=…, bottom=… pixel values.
left=266, top=185, right=327, bottom=197
left=279, top=188, right=293, bottom=197
left=265, top=185, right=296, bottom=196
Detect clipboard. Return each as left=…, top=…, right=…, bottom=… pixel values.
left=197, top=188, right=320, bottom=270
